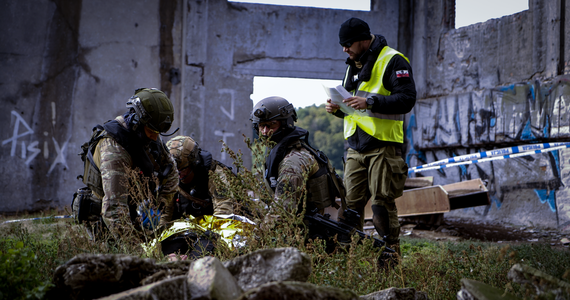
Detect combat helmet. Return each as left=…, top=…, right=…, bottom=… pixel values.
left=166, top=136, right=200, bottom=171
left=126, top=88, right=174, bottom=133
left=250, top=96, right=297, bottom=140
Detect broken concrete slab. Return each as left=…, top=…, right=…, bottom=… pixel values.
left=187, top=256, right=243, bottom=300
left=457, top=278, right=518, bottom=300
left=97, top=276, right=188, bottom=300
left=508, top=263, right=570, bottom=298
left=222, top=247, right=312, bottom=291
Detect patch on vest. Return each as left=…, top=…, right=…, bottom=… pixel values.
left=396, top=70, right=409, bottom=78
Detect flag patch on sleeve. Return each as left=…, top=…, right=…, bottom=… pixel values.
left=396, top=70, right=409, bottom=78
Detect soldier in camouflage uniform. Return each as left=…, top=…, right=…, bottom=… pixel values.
left=74, top=88, right=178, bottom=239
left=166, top=135, right=235, bottom=218
left=251, top=97, right=340, bottom=215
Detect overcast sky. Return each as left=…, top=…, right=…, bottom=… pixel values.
left=235, top=0, right=529, bottom=108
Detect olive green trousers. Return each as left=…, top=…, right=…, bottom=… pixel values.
left=343, top=145, right=408, bottom=244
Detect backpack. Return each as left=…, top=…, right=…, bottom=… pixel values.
left=78, top=125, right=107, bottom=196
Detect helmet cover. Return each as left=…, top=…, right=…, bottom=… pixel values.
left=126, top=88, right=174, bottom=133
left=166, top=135, right=200, bottom=170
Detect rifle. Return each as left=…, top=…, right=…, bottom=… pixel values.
left=304, top=209, right=395, bottom=254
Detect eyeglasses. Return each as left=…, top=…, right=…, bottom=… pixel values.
left=340, top=41, right=353, bottom=48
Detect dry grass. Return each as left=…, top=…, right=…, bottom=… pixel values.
left=1, top=137, right=569, bottom=299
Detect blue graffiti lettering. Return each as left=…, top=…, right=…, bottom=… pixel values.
left=534, top=189, right=557, bottom=212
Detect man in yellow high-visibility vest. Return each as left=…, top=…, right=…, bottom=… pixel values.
left=326, top=18, right=417, bottom=253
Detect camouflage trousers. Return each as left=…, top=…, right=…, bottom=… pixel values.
left=343, top=145, right=408, bottom=244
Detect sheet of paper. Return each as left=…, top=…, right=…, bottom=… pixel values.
left=323, top=85, right=355, bottom=115
left=334, top=85, right=353, bottom=100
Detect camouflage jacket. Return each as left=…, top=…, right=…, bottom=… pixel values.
left=91, top=116, right=178, bottom=235
left=265, top=138, right=319, bottom=213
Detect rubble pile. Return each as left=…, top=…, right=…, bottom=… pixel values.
left=49, top=247, right=429, bottom=300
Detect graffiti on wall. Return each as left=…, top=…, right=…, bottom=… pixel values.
left=411, top=76, right=570, bottom=149
left=2, top=107, right=70, bottom=175
left=406, top=75, right=570, bottom=222
left=215, top=89, right=237, bottom=162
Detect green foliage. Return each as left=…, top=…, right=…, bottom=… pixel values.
left=1, top=138, right=570, bottom=300
left=296, top=104, right=345, bottom=176
left=0, top=240, right=53, bottom=300
left=217, top=138, right=570, bottom=299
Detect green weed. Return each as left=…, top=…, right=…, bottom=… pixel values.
left=0, top=137, right=569, bottom=299
left=0, top=239, right=54, bottom=300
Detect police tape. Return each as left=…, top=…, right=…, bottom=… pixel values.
left=409, top=142, right=570, bottom=171
left=1, top=215, right=72, bottom=224
left=409, top=143, right=570, bottom=174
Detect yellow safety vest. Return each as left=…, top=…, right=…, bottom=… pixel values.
left=343, top=46, right=409, bottom=143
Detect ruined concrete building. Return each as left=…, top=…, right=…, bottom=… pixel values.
left=1, top=0, right=569, bottom=231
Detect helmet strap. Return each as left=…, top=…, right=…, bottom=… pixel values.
left=160, top=127, right=180, bottom=137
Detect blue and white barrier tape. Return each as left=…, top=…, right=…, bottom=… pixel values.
left=2, top=215, right=72, bottom=224
left=409, top=143, right=570, bottom=174
left=410, top=142, right=570, bottom=171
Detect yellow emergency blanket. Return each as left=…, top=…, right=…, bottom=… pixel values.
left=142, top=214, right=255, bottom=257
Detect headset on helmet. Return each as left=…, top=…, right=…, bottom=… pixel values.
left=126, top=88, right=174, bottom=133
left=250, top=96, right=297, bottom=140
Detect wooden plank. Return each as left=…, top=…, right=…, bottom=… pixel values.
left=442, top=178, right=488, bottom=195
left=358, top=179, right=489, bottom=220
left=404, top=176, right=434, bottom=189
left=395, top=186, right=450, bottom=217
left=442, top=178, right=490, bottom=209
left=364, top=185, right=450, bottom=219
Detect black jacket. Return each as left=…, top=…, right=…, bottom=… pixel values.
left=335, top=34, right=417, bottom=152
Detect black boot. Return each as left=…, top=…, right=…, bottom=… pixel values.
left=372, top=205, right=400, bottom=269
left=371, top=205, right=389, bottom=240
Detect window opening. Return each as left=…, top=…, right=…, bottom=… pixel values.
left=456, top=0, right=528, bottom=28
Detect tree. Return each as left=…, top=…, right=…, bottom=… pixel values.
left=296, top=104, right=345, bottom=176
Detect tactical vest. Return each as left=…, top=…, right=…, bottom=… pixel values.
left=79, top=120, right=172, bottom=200
left=343, top=46, right=409, bottom=143
left=267, top=140, right=345, bottom=212
left=301, top=141, right=345, bottom=211
left=75, top=118, right=173, bottom=226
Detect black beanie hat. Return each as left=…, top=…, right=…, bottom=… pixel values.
left=339, top=17, right=371, bottom=46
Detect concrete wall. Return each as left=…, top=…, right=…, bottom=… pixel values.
left=0, top=0, right=399, bottom=213
left=181, top=0, right=400, bottom=162
left=408, top=0, right=570, bottom=231
left=1, top=0, right=177, bottom=212
left=2, top=0, right=569, bottom=232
